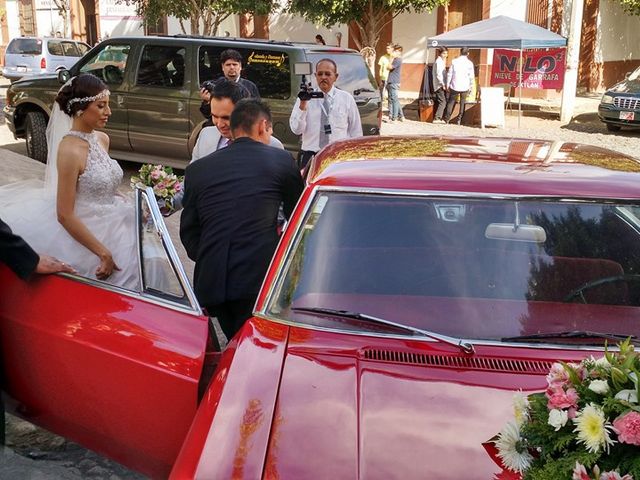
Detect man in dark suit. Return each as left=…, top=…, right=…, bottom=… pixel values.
left=0, top=217, right=74, bottom=443
left=180, top=99, right=304, bottom=340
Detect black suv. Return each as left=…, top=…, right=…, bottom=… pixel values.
left=598, top=65, right=640, bottom=132
left=4, top=35, right=381, bottom=165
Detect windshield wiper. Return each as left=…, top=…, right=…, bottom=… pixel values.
left=291, top=307, right=475, bottom=354
left=502, top=330, right=637, bottom=344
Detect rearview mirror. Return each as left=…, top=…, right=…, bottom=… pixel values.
left=57, top=69, right=71, bottom=84
left=485, top=223, right=547, bottom=243
left=294, top=62, right=312, bottom=76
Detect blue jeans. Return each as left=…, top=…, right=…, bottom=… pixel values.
left=386, top=82, right=403, bottom=119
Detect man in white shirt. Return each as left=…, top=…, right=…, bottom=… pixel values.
left=192, top=79, right=282, bottom=162
left=443, top=47, right=475, bottom=125
left=289, top=58, right=363, bottom=172
left=431, top=47, right=448, bottom=124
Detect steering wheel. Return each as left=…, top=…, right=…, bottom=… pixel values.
left=103, top=65, right=123, bottom=84
left=563, top=274, right=640, bottom=303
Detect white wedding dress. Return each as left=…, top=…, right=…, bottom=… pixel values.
left=0, top=130, right=140, bottom=291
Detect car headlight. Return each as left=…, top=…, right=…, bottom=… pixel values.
left=601, top=94, right=614, bottom=105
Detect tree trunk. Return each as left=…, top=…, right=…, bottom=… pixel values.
left=178, top=19, right=188, bottom=35
left=190, top=15, right=200, bottom=35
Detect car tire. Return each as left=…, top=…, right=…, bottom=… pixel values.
left=25, top=111, right=48, bottom=163
left=606, top=123, right=622, bottom=132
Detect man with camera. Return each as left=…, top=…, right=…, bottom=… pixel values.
left=289, top=58, right=362, bottom=172
left=199, top=49, right=260, bottom=126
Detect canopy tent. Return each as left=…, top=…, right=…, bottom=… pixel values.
left=426, top=16, right=567, bottom=127
left=427, top=15, right=567, bottom=50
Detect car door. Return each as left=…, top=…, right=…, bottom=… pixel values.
left=46, top=40, right=67, bottom=72
left=127, top=43, right=191, bottom=166
left=75, top=41, right=135, bottom=156
left=0, top=188, right=210, bottom=479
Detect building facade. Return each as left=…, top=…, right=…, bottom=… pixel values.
left=1, top=0, right=637, bottom=96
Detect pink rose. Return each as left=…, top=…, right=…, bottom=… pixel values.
left=613, top=411, right=640, bottom=446
left=546, top=386, right=579, bottom=410
left=150, top=170, right=161, bottom=180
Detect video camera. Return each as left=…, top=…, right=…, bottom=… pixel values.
left=294, top=62, right=324, bottom=101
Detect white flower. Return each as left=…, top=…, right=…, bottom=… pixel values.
left=573, top=404, right=616, bottom=454
left=512, top=391, right=530, bottom=426
left=495, top=421, right=534, bottom=473
left=614, top=389, right=638, bottom=403
left=588, top=379, right=610, bottom=395
left=594, top=355, right=611, bottom=369
left=548, top=408, right=569, bottom=431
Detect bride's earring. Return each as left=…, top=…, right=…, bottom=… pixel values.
left=75, top=110, right=84, bottom=117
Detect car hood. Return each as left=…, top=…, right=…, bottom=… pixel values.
left=262, top=339, right=554, bottom=479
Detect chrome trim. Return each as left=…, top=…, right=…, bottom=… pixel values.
left=614, top=96, right=640, bottom=110
left=54, top=271, right=202, bottom=316
left=256, top=186, right=639, bottom=346
left=136, top=187, right=203, bottom=315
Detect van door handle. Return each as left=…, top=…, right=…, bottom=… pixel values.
left=177, top=101, right=185, bottom=113
left=116, top=95, right=124, bottom=107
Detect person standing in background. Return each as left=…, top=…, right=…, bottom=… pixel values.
left=386, top=44, right=404, bottom=122
left=432, top=47, right=448, bottom=124
left=377, top=43, right=393, bottom=100
left=443, top=47, right=475, bottom=125
left=315, top=34, right=326, bottom=45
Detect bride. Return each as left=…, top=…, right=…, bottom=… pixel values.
left=0, top=74, right=139, bottom=290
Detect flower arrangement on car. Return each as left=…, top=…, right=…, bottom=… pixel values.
left=130, top=164, right=184, bottom=213
left=491, top=339, right=640, bottom=480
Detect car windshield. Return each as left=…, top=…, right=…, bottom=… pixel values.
left=306, top=52, right=377, bottom=98
left=266, top=192, right=640, bottom=343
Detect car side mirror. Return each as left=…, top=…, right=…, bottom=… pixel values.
left=58, top=69, right=71, bottom=84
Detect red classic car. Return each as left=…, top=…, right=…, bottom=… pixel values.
left=2, top=136, right=640, bottom=479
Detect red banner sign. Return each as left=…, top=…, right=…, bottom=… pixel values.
left=490, top=48, right=565, bottom=89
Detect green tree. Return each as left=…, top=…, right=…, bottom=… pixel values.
left=286, top=0, right=450, bottom=51
left=123, top=0, right=277, bottom=36
left=614, top=0, right=640, bottom=15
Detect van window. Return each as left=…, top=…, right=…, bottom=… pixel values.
left=80, top=43, right=131, bottom=86
left=137, top=45, right=185, bottom=88
left=198, top=46, right=291, bottom=99
left=61, top=42, right=82, bottom=57
left=48, top=41, right=64, bottom=56
left=7, top=38, right=42, bottom=55
left=77, top=43, right=90, bottom=56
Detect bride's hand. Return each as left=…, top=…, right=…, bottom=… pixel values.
left=96, top=252, right=121, bottom=280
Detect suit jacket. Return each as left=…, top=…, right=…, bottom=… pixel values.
left=180, top=137, right=303, bottom=308
left=0, top=217, right=39, bottom=280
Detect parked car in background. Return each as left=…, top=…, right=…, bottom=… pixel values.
left=3, top=35, right=381, bottom=164
left=2, top=36, right=90, bottom=82
left=598, top=65, right=640, bottom=131
left=3, top=136, right=640, bottom=479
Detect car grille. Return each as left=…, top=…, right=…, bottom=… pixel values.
left=362, top=348, right=553, bottom=374
left=614, top=97, right=640, bottom=110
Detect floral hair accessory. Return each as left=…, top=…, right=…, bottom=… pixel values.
left=66, top=89, right=110, bottom=113
left=489, top=339, right=640, bottom=479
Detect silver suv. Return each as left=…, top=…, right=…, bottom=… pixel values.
left=2, top=37, right=90, bottom=82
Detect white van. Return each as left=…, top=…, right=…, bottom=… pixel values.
left=2, top=37, right=90, bottom=81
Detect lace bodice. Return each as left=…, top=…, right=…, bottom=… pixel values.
left=67, top=130, right=123, bottom=204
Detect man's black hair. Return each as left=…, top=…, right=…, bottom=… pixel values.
left=461, top=47, right=470, bottom=56
left=230, top=98, right=272, bottom=134
left=210, top=78, right=249, bottom=104
left=220, top=49, right=244, bottom=65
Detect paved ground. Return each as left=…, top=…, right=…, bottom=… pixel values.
left=0, top=80, right=638, bottom=478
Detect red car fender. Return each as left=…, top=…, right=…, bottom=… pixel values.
left=170, top=317, right=289, bottom=479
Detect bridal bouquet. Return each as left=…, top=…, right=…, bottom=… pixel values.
left=492, top=339, right=640, bottom=480
left=130, top=164, right=184, bottom=211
